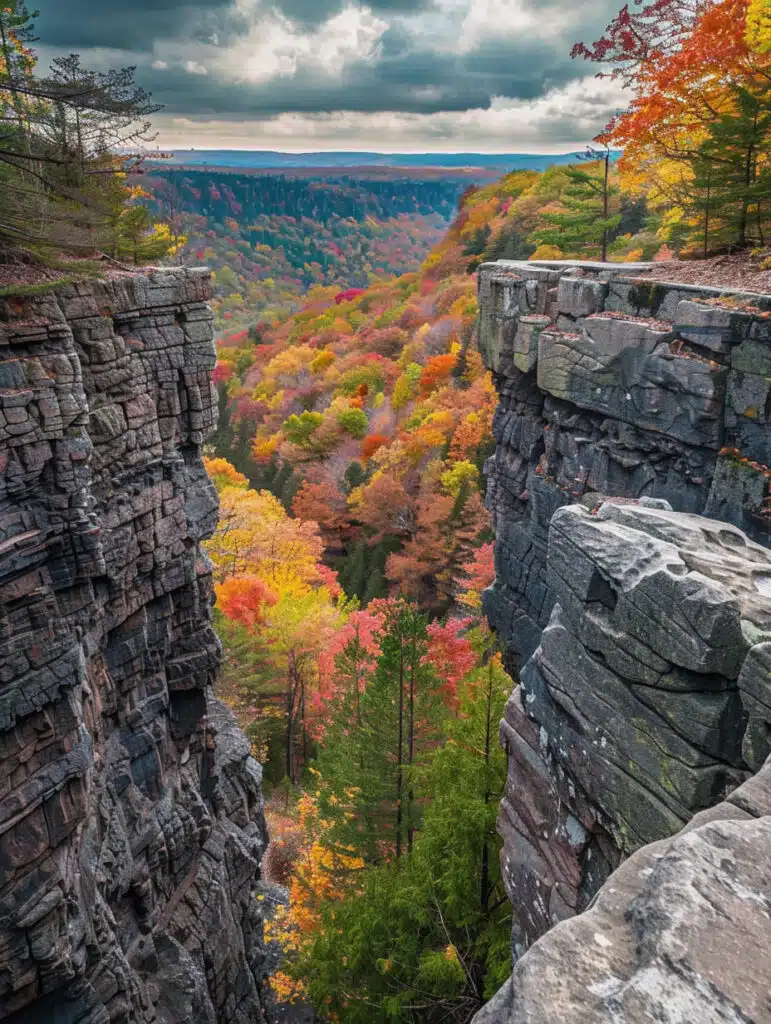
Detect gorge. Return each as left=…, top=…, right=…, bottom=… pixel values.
left=1, top=260, right=771, bottom=1023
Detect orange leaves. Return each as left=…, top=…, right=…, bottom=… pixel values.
left=265, top=791, right=365, bottom=1002
left=457, top=543, right=495, bottom=610
left=361, top=433, right=391, bottom=462
left=606, top=0, right=766, bottom=158
left=203, top=456, right=249, bottom=493
left=419, top=353, right=457, bottom=397
left=215, top=576, right=277, bottom=631
left=291, top=480, right=348, bottom=536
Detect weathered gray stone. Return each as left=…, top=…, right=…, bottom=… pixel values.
left=0, top=269, right=270, bottom=1024
left=474, top=761, right=771, bottom=1024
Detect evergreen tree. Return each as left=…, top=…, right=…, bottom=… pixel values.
left=692, top=85, right=771, bottom=251
left=294, top=640, right=512, bottom=1023
left=531, top=151, right=621, bottom=261
left=0, top=2, right=167, bottom=264
left=313, top=600, right=438, bottom=861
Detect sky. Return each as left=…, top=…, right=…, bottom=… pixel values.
left=34, top=0, right=629, bottom=153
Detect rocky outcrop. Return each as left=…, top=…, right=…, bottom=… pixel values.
left=478, top=261, right=771, bottom=665
left=475, top=756, right=771, bottom=1024
left=476, top=261, right=771, bottom=1022
left=479, top=502, right=771, bottom=1022
left=0, top=270, right=270, bottom=1023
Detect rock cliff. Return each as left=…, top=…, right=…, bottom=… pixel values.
left=0, top=269, right=270, bottom=1023
left=478, top=261, right=771, bottom=665
left=475, top=261, right=771, bottom=1021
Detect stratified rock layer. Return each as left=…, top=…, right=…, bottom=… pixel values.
left=478, top=261, right=771, bottom=665
left=0, top=270, right=270, bottom=1023
left=480, top=503, right=771, bottom=1022
left=476, top=262, right=771, bottom=1022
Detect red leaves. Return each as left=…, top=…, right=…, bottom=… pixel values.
left=419, top=353, right=457, bottom=397
left=216, top=575, right=278, bottom=631
left=424, top=618, right=476, bottom=704
left=334, top=288, right=366, bottom=305
left=361, top=433, right=390, bottom=461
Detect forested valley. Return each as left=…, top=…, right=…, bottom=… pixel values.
left=201, top=0, right=771, bottom=1017
left=143, top=169, right=471, bottom=333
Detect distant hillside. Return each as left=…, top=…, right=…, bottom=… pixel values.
left=152, top=150, right=608, bottom=171
left=146, top=169, right=470, bottom=331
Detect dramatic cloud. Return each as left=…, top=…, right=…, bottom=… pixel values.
left=33, top=0, right=626, bottom=151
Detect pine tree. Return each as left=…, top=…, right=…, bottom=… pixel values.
left=531, top=151, right=621, bottom=261
left=292, top=637, right=513, bottom=1023
left=692, top=85, right=771, bottom=251
left=313, top=600, right=438, bottom=862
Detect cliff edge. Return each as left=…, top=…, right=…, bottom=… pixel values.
left=475, top=261, right=771, bottom=1022
left=0, top=269, right=270, bottom=1023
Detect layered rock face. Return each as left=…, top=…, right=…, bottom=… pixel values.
left=478, top=261, right=771, bottom=665
left=476, top=262, right=771, bottom=1022
left=480, top=503, right=771, bottom=1022
left=0, top=270, right=270, bottom=1023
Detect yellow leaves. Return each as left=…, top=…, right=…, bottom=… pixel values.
left=203, top=456, right=249, bottom=493
left=310, top=349, right=335, bottom=374
left=252, top=432, right=280, bottom=463
left=441, top=460, right=479, bottom=497
left=265, top=788, right=365, bottom=1006
left=205, top=485, right=324, bottom=591
left=746, top=0, right=771, bottom=51
left=149, top=221, right=188, bottom=256
left=530, top=244, right=564, bottom=260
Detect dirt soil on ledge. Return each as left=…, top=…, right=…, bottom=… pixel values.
left=632, top=253, right=771, bottom=295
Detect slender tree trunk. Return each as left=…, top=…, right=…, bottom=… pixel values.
left=395, top=646, right=405, bottom=861
left=739, top=136, right=756, bottom=249
left=480, top=660, right=494, bottom=914
left=407, top=630, right=416, bottom=855
left=704, top=166, right=711, bottom=259
left=300, top=679, right=308, bottom=772
left=286, top=653, right=298, bottom=785
left=601, top=150, right=610, bottom=263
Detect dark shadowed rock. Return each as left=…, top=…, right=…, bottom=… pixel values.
left=0, top=270, right=270, bottom=1023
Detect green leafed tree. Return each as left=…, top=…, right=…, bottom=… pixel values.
left=531, top=152, right=621, bottom=262
left=295, top=638, right=512, bottom=1023
left=692, top=84, right=771, bottom=253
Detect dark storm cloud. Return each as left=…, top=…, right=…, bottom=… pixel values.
left=277, top=0, right=434, bottom=27
left=33, top=0, right=234, bottom=52
left=34, top=0, right=431, bottom=50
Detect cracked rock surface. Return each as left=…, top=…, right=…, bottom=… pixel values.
left=0, top=269, right=270, bottom=1023
left=476, top=262, right=771, bottom=1024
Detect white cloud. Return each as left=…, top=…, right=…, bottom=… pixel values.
left=456, top=0, right=543, bottom=52
left=222, top=5, right=389, bottom=83
left=151, top=75, right=629, bottom=152
left=152, top=59, right=169, bottom=70
left=185, top=60, right=209, bottom=75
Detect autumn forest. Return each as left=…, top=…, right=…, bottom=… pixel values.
left=189, top=0, right=771, bottom=1018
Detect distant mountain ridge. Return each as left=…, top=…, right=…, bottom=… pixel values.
left=154, top=150, right=612, bottom=171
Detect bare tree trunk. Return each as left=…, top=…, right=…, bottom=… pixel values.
left=396, top=646, right=405, bottom=860
left=480, top=660, right=494, bottom=914
left=407, top=630, right=416, bottom=855
left=601, top=149, right=610, bottom=263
